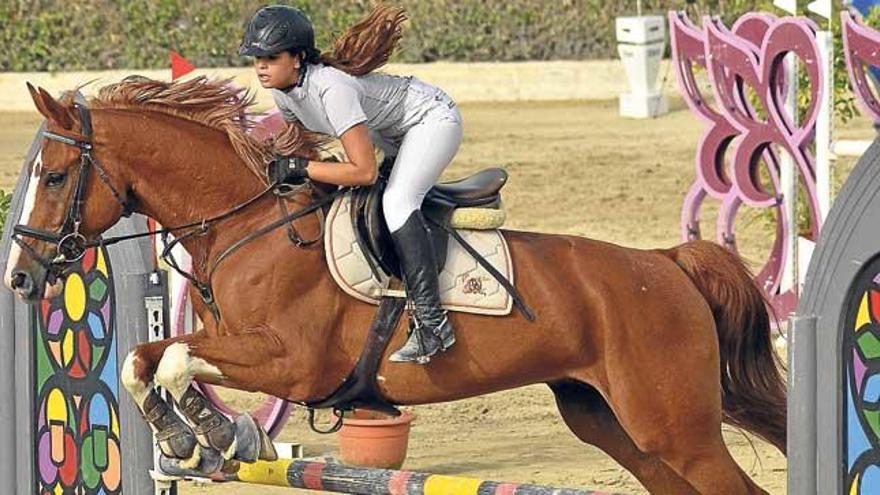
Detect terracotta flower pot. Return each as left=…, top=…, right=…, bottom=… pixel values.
left=336, top=409, right=415, bottom=469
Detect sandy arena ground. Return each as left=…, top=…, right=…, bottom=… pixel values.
left=1, top=99, right=873, bottom=494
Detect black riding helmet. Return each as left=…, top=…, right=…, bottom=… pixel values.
left=239, top=5, right=318, bottom=59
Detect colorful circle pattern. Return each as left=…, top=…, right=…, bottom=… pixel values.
left=34, top=246, right=121, bottom=494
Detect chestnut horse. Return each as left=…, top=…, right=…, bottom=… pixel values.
left=5, top=78, right=786, bottom=494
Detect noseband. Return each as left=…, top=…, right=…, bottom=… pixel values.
left=13, top=102, right=132, bottom=282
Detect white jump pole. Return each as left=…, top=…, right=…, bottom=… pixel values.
left=775, top=0, right=800, bottom=302
left=810, top=0, right=833, bottom=221
left=815, top=29, right=833, bottom=220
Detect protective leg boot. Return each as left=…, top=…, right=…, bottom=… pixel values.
left=388, top=211, right=456, bottom=364
left=143, top=389, right=197, bottom=459
left=177, top=387, right=236, bottom=456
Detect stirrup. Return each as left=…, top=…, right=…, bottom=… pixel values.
left=417, top=311, right=456, bottom=352
left=389, top=314, right=455, bottom=364
left=389, top=324, right=442, bottom=364
left=432, top=315, right=456, bottom=351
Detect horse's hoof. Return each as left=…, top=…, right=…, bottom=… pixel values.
left=158, top=445, right=224, bottom=477
left=232, top=413, right=278, bottom=463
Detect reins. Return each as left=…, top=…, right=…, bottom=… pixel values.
left=157, top=184, right=346, bottom=321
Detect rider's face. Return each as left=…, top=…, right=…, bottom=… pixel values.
left=253, top=52, right=301, bottom=89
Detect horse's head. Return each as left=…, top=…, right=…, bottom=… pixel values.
left=4, top=84, right=132, bottom=302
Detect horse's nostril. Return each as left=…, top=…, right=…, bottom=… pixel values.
left=10, top=271, right=31, bottom=291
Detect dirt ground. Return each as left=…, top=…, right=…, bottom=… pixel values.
left=1, top=99, right=873, bottom=494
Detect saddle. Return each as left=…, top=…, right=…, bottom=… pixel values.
left=308, top=162, right=533, bottom=418
left=349, top=160, right=508, bottom=280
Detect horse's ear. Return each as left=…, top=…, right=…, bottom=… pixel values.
left=27, top=83, right=73, bottom=130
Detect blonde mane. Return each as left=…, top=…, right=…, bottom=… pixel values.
left=91, top=76, right=327, bottom=181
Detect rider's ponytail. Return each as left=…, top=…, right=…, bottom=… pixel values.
left=319, top=4, right=407, bottom=76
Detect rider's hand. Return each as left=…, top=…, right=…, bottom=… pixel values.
left=268, top=156, right=310, bottom=185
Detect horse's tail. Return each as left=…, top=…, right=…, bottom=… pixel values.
left=661, top=240, right=787, bottom=453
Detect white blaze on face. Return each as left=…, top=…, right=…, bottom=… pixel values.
left=4, top=152, right=42, bottom=290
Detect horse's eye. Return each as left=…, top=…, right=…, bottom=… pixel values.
left=45, top=172, right=67, bottom=188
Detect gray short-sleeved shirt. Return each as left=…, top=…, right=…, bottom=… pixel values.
left=272, top=63, right=450, bottom=154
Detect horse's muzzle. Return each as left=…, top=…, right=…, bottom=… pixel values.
left=7, top=267, right=62, bottom=302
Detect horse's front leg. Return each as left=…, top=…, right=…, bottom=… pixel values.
left=123, top=330, right=281, bottom=469
left=120, top=334, right=215, bottom=470
left=155, top=340, right=278, bottom=465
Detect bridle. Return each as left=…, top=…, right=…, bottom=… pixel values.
left=12, top=102, right=132, bottom=283
left=12, top=99, right=346, bottom=315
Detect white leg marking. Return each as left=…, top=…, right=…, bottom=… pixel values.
left=4, top=152, right=41, bottom=289
left=224, top=438, right=238, bottom=460
left=154, top=343, right=224, bottom=401
left=180, top=445, right=203, bottom=470
left=120, top=350, right=152, bottom=410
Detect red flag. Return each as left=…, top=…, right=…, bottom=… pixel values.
left=170, top=51, right=195, bottom=81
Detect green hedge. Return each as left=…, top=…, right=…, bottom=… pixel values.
left=0, top=0, right=775, bottom=71
left=0, top=189, right=11, bottom=234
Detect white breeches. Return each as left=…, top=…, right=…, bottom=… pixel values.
left=382, top=98, right=463, bottom=233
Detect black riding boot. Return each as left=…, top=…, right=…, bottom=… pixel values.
left=388, top=211, right=456, bottom=364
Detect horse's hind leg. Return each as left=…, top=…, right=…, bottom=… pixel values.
left=549, top=381, right=698, bottom=494
left=597, top=329, right=766, bottom=494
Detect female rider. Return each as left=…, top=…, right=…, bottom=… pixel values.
left=239, top=4, right=461, bottom=364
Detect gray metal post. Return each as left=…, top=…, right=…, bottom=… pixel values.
left=788, top=314, right=817, bottom=494
left=0, top=285, right=15, bottom=489
left=12, top=279, right=34, bottom=495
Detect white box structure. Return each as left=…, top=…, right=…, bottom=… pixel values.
left=616, top=16, right=668, bottom=118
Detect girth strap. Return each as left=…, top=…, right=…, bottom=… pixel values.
left=306, top=296, right=407, bottom=418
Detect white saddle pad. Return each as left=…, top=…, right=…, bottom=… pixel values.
left=324, top=193, right=514, bottom=316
